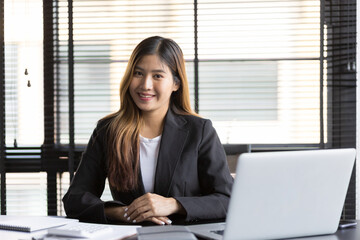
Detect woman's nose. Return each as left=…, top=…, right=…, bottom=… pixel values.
left=141, top=75, right=153, bottom=90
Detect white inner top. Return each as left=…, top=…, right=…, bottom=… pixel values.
left=139, top=135, right=162, bottom=193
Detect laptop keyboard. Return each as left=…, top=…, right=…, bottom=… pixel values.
left=211, top=229, right=225, bottom=236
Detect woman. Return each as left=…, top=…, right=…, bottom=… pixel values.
left=63, top=36, right=234, bottom=225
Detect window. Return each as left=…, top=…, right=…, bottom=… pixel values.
left=55, top=0, right=323, bottom=145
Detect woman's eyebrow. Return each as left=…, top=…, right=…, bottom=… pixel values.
left=134, top=66, right=143, bottom=71
left=134, top=66, right=166, bottom=73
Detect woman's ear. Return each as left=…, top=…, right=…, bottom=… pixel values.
left=173, top=76, right=180, bottom=92
left=173, top=82, right=180, bottom=92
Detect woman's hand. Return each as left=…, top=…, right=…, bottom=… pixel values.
left=105, top=205, right=172, bottom=225
left=104, top=205, right=129, bottom=222
left=124, top=193, right=184, bottom=224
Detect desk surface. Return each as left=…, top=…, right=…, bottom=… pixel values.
left=0, top=219, right=359, bottom=240
left=127, top=220, right=360, bottom=240
left=332, top=222, right=360, bottom=240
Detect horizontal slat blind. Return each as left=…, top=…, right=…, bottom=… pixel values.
left=198, top=0, right=322, bottom=144
left=198, top=0, right=320, bottom=59
left=4, top=0, right=44, bottom=146
left=4, top=43, right=18, bottom=146
left=3, top=0, right=44, bottom=215
left=55, top=0, right=324, bottom=146
left=6, top=172, right=47, bottom=216
left=324, top=0, right=356, bottom=220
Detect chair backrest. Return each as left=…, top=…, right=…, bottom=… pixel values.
left=223, top=144, right=250, bottom=173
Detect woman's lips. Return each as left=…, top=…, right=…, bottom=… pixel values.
left=138, top=93, right=155, bottom=101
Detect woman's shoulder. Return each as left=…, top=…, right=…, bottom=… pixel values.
left=171, top=113, right=218, bottom=141
left=180, top=113, right=207, bottom=122
left=174, top=112, right=212, bottom=129
left=97, top=115, right=113, bottom=127
left=93, top=114, right=116, bottom=136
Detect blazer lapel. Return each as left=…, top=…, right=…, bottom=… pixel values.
left=154, top=109, right=188, bottom=196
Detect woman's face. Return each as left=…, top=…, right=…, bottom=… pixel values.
left=129, top=54, right=179, bottom=116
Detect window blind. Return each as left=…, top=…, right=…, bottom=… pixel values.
left=6, top=172, right=47, bottom=216
left=324, top=0, right=356, bottom=220
left=54, top=0, right=325, bottom=146
left=198, top=0, right=322, bottom=144
left=4, top=0, right=44, bottom=147
left=2, top=0, right=44, bottom=215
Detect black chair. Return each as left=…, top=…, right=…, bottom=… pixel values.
left=223, top=144, right=250, bottom=173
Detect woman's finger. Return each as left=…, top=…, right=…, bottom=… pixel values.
left=126, top=193, right=152, bottom=216
left=127, top=205, right=152, bottom=223
left=147, top=217, right=167, bottom=225
left=155, top=216, right=172, bottom=225
left=124, top=193, right=180, bottom=223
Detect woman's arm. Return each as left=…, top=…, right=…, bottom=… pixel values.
left=62, top=124, right=124, bottom=223
left=174, top=119, right=234, bottom=222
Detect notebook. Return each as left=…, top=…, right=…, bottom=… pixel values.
left=0, top=216, right=78, bottom=232
left=189, top=148, right=356, bottom=240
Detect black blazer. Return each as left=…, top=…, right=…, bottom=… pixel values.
left=63, top=109, right=234, bottom=224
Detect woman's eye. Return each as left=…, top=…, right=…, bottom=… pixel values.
left=134, top=71, right=143, bottom=77
left=154, top=74, right=162, bottom=79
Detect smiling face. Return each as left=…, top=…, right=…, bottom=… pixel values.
left=129, top=54, right=179, bottom=117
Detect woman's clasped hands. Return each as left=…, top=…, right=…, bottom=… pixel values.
left=108, top=193, right=184, bottom=225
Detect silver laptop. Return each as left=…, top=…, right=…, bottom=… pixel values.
left=189, top=148, right=356, bottom=240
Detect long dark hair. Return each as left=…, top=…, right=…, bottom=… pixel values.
left=103, top=36, right=195, bottom=192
